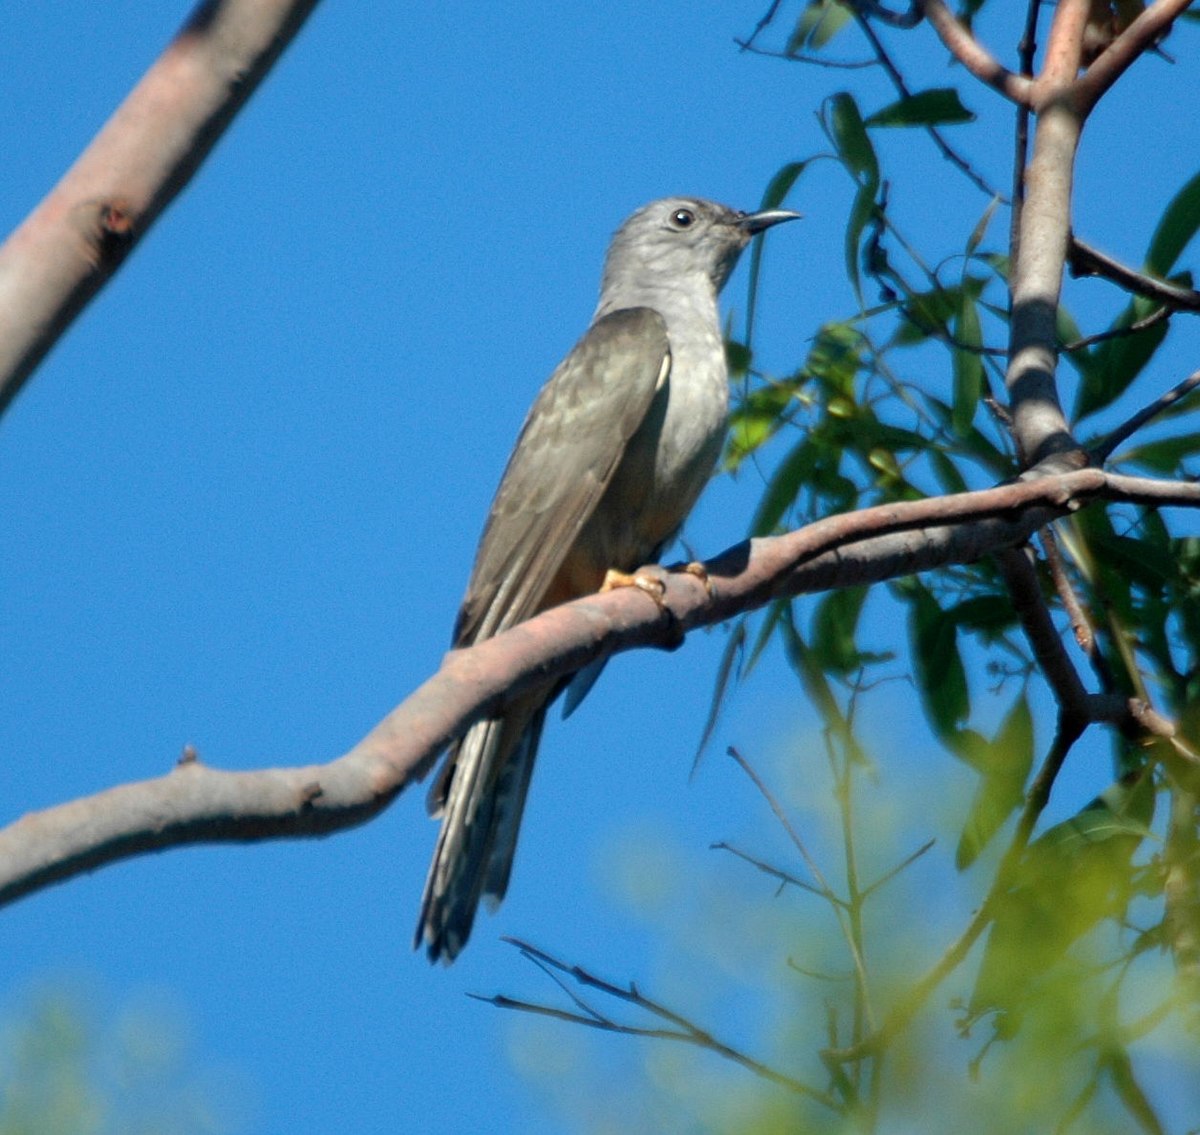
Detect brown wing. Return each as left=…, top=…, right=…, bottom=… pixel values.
left=453, top=306, right=670, bottom=646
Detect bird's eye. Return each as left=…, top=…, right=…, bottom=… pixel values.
left=669, top=208, right=696, bottom=229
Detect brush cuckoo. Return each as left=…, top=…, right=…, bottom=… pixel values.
left=417, top=196, right=799, bottom=962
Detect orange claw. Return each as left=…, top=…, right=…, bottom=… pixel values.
left=600, top=565, right=669, bottom=608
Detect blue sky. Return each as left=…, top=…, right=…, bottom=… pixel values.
left=1, top=4, right=1197, bottom=1133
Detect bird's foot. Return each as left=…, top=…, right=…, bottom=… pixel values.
left=600, top=565, right=670, bottom=609
left=600, top=562, right=713, bottom=650
left=602, top=565, right=682, bottom=649
left=677, top=560, right=715, bottom=598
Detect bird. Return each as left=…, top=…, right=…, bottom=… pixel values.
left=416, top=196, right=800, bottom=962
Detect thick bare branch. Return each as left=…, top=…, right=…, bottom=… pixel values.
left=0, top=0, right=321, bottom=419
left=0, top=468, right=1195, bottom=906
left=997, top=544, right=1091, bottom=718
left=1005, top=102, right=1083, bottom=465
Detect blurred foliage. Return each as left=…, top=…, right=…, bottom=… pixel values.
left=0, top=988, right=237, bottom=1135
left=508, top=1, right=1200, bottom=1132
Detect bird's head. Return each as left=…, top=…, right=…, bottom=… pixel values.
left=601, top=196, right=801, bottom=299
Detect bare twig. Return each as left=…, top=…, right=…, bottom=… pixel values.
left=825, top=709, right=1087, bottom=1064
left=848, top=0, right=922, bottom=28
left=1037, top=527, right=1113, bottom=686
left=727, top=746, right=838, bottom=900
left=712, top=841, right=830, bottom=900
left=482, top=939, right=841, bottom=1109
left=850, top=6, right=1005, bottom=198
left=859, top=838, right=936, bottom=900
left=1062, top=305, right=1173, bottom=352
left=1093, top=368, right=1200, bottom=463
left=734, top=40, right=877, bottom=69
left=740, top=0, right=787, bottom=52
left=1068, top=237, right=1200, bottom=311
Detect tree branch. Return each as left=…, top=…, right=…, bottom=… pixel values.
left=1068, top=236, right=1200, bottom=311
left=918, top=0, right=1034, bottom=105
left=0, top=0, right=321, bottom=420
left=1093, top=367, right=1200, bottom=463
left=483, top=938, right=841, bottom=1108
left=1005, top=70, right=1084, bottom=462
left=0, top=468, right=1195, bottom=907
left=1072, top=0, right=1196, bottom=115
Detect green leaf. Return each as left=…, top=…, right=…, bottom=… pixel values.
left=965, top=196, right=1000, bottom=259
left=745, top=598, right=787, bottom=676
left=956, top=693, right=1034, bottom=869
left=865, top=88, right=975, bottom=129
left=946, top=593, right=1018, bottom=640
left=725, top=339, right=752, bottom=378
left=929, top=449, right=969, bottom=494
left=824, top=93, right=879, bottom=300
left=907, top=582, right=969, bottom=739
left=747, top=162, right=810, bottom=334
left=787, top=0, right=853, bottom=51
left=826, top=92, right=878, bottom=185
left=695, top=620, right=745, bottom=767
left=759, top=161, right=810, bottom=212
left=811, top=586, right=869, bottom=673
left=724, top=382, right=796, bottom=468
left=1074, top=296, right=1169, bottom=420
left=951, top=292, right=984, bottom=435
left=1117, top=431, right=1200, bottom=473
left=1145, top=169, right=1200, bottom=277
left=751, top=439, right=817, bottom=535
left=967, top=772, right=1154, bottom=1029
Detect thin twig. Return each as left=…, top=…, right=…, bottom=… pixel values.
left=996, top=545, right=1091, bottom=718
left=740, top=0, right=787, bottom=52
left=1008, top=0, right=1042, bottom=267
left=1062, top=304, right=1172, bottom=352
left=848, top=0, right=922, bottom=28
left=1092, top=368, right=1200, bottom=463
left=825, top=711, right=1086, bottom=1064
left=735, top=40, right=877, bottom=69
left=727, top=746, right=839, bottom=901
left=712, top=841, right=832, bottom=901
left=483, top=939, right=841, bottom=1109
left=1037, top=527, right=1113, bottom=688
left=850, top=5, right=1005, bottom=198
left=1068, top=236, right=1200, bottom=311
left=859, top=838, right=936, bottom=900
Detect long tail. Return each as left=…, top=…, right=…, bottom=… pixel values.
left=416, top=694, right=548, bottom=963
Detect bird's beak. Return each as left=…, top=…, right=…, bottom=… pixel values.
left=738, top=208, right=803, bottom=234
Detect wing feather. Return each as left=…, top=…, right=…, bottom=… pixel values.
left=454, top=307, right=670, bottom=645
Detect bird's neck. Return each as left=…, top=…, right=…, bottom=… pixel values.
left=593, top=273, right=720, bottom=334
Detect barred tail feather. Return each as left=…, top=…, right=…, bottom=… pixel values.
left=416, top=697, right=548, bottom=963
